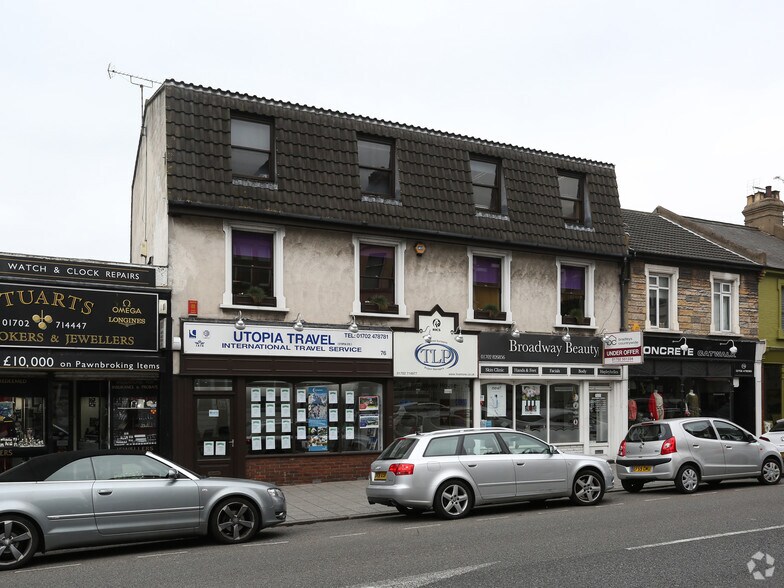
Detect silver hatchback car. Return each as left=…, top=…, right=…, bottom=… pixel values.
left=366, top=427, right=614, bottom=519
left=617, top=417, right=783, bottom=494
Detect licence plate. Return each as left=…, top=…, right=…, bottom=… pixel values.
left=631, top=465, right=652, bottom=473
left=374, top=472, right=387, bottom=481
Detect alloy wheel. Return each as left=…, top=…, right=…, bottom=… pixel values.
left=0, top=517, right=37, bottom=570
left=212, top=499, right=258, bottom=543
left=435, top=482, right=471, bottom=519
left=571, top=472, right=604, bottom=505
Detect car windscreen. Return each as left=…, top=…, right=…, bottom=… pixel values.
left=626, top=423, right=672, bottom=442
left=770, top=421, right=784, bottom=432
left=377, top=437, right=418, bottom=460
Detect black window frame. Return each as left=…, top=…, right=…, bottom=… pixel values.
left=558, top=171, right=587, bottom=225
left=231, top=115, right=274, bottom=181
left=470, top=155, right=502, bottom=213
left=358, top=135, right=396, bottom=199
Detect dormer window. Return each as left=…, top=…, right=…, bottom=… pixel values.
left=358, top=136, right=396, bottom=198
left=558, top=172, right=589, bottom=225
left=470, top=156, right=502, bottom=212
left=231, top=117, right=273, bottom=180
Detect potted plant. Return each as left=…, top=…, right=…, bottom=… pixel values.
left=361, top=295, right=399, bottom=314
left=474, top=303, right=506, bottom=321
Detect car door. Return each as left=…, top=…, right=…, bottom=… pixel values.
left=681, top=420, right=725, bottom=478
left=91, top=454, right=200, bottom=535
left=498, top=431, right=568, bottom=497
left=458, top=432, right=516, bottom=499
left=713, top=420, right=762, bottom=476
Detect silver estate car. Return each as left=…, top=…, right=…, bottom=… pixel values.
left=366, top=427, right=614, bottom=519
left=617, top=417, right=783, bottom=494
left=0, top=450, right=287, bottom=570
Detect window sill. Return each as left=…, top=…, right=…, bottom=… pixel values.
left=361, top=195, right=401, bottom=206
left=220, top=304, right=289, bottom=313
left=474, top=211, right=509, bottom=221
left=232, top=177, right=279, bottom=190
left=466, top=318, right=513, bottom=325
left=356, top=312, right=410, bottom=320
left=709, top=330, right=740, bottom=337
left=555, top=322, right=597, bottom=331
left=563, top=223, right=595, bottom=232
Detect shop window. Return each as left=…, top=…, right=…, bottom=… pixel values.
left=111, top=381, right=158, bottom=450
left=223, top=222, right=286, bottom=309
left=231, top=117, right=273, bottom=180
left=480, top=383, right=513, bottom=428
left=0, top=396, right=45, bottom=449
left=358, top=136, right=396, bottom=199
left=353, top=236, right=406, bottom=316
left=470, top=156, right=505, bottom=213
left=392, top=379, right=471, bottom=437
left=469, top=250, right=511, bottom=322
left=589, top=389, right=608, bottom=444
left=645, top=265, right=679, bottom=331
left=710, top=272, right=739, bottom=334
left=245, top=380, right=382, bottom=454
left=517, top=383, right=546, bottom=440
left=558, top=171, right=590, bottom=226
left=556, top=259, right=595, bottom=327
left=548, top=385, right=580, bottom=444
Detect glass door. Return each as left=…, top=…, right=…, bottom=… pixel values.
left=77, top=381, right=108, bottom=450
left=195, top=396, right=237, bottom=477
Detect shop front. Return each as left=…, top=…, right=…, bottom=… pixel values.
left=177, top=320, right=392, bottom=484
left=629, top=334, right=762, bottom=433
left=477, top=332, right=625, bottom=457
left=392, top=307, right=478, bottom=438
left=0, top=254, right=167, bottom=471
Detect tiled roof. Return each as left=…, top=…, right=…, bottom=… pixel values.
left=622, top=209, right=759, bottom=268
left=157, top=81, right=627, bottom=258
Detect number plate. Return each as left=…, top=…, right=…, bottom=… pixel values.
left=631, top=465, right=652, bottom=473
left=374, top=471, right=387, bottom=481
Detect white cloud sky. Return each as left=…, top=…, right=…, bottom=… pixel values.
left=2, top=0, right=783, bottom=262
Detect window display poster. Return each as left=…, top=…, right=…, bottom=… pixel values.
left=281, top=404, right=291, bottom=418
left=215, top=441, right=226, bottom=456
left=307, top=386, right=328, bottom=451
left=282, top=419, right=291, bottom=433
left=346, top=408, right=355, bottom=421
left=266, top=418, right=276, bottom=432
left=251, top=388, right=262, bottom=402
left=251, top=404, right=261, bottom=418
left=266, top=388, right=276, bottom=402
left=266, top=403, right=276, bottom=416
left=487, top=384, right=506, bottom=418
left=251, top=419, right=262, bottom=434
left=329, top=408, right=338, bottom=422
left=281, top=435, right=291, bottom=449
left=521, top=385, right=541, bottom=416
left=252, top=436, right=262, bottom=451
left=266, top=436, right=276, bottom=450
left=329, top=390, right=338, bottom=404
left=297, top=388, right=306, bottom=403
left=297, top=408, right=307, bottom=422
left=297, top=425, right=306, bottom=440
left=345, top=425, right=355, bottom=440
left=346, top=391, right=355, bottom=405
left=359, top=412, right=380, bottom=428
left=329, top=426, right=338, bottom=440
left=281, top=388, right=291, bottom=402
left=203, top=441, right=215, bottom=456
left=359, top=395, right=379, bottom=411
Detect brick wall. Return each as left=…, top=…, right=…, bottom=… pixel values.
left=245, top=453, right=378, bottom=486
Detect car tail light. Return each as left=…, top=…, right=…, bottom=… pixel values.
left=760, top=435, right=770, bottom=442
left=660, top=436, right=677, bottom=455
left=389, top=463, right=415, bottom=476
left=618, top=440, right=626, bottom=457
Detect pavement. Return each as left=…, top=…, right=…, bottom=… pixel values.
left=279, top=463, right=638, bottom=526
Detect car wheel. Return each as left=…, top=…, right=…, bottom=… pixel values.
left=0, top=515, right=39, bottom=570
left=674, top=464, right=700, bottom=494
left=209, top=497, right=260, bottom=544
left=759, top=458, right=782, bottom=485
left=433, top=480, right=473, bottom=520
left=621, top=480, right=645, bottom=493
left=395, top=505, right=426, bottom=516
left=570, top=469, right=605, bottom=505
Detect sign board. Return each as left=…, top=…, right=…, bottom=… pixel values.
left=0, top=254, right=157, bottom=287
left=0, top=350, right=162, bottom=371
left=603, top=331, right=643, bottom=365
left=183, top=322, right=392, bottom=359
left=479, top=332, right=603, bottom=364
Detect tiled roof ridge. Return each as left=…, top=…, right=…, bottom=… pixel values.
left=163, top=79, right=615, bottom=170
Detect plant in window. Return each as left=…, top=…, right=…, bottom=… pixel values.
left=474, top=303, right=506, bottom=321
left=366, top=295, right=389, bottom=311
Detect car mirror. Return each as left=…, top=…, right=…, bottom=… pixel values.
left=167, top=468, right=178, bottom=479
left=549, top=444, right=559, bottom=454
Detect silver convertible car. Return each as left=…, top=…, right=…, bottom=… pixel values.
left=0, top=450, right=287, bottom=570
left=366, top=427, right=614, bottom=519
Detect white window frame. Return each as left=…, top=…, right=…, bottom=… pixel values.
left=710, top=271, right=740, bottom=334
left=352, top=235, right=407, bottom=317
left=466, top=248, right=512, bottom=323
left=555, top=258, right=596, bottom=328
left=221, top=221, right=287, bottom=311
left=644, top=264, right=680, bottom=332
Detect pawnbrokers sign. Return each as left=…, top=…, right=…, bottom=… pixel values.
left=0, top=284, right=159, bottom=351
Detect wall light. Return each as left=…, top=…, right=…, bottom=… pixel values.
left=673, top=336, right=689, bottom=352
left=508, top=321, right=521, bottom=338
left=452, top=327, right=464, bottom=343
left=348, top=314, right=359, bottom=334
left=293, top=313, right=304, bottom=332
left=421, top=326, right=432, bottom=343
left=234, top=311, right=246, bottom=331
left=723, top=340, right=738, bottom=354
left=561, top=327, right=571, bottom=343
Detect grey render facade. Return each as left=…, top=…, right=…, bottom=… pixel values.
left=131, top=81, right=629, bottom=483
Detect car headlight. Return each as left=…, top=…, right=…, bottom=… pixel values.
left=267, top=488, right=285, bottom=500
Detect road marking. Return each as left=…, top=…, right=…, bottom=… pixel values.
left=345, top=562, right=497, bottom=587
left=330, top=532, right=368, bottom=538
left=644, top=497, right=672, bottom=502
left=404, top=523, right=442, bottom=530
left=626, top=524, right=784, bottom=550
left=14, top=564, right=82, bottom=574
left=596, top=502, right=625, bottom=507
left=242, top=540, right=289, bottom=548
left=137, top=550, right=188, bottom=559
left=476, top=516, right=510, bottom=521
left=688, top=491, right=717, bottom=497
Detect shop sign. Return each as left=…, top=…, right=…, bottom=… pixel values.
left=598, top=367, right=622, bottom=376
left=183, top=322, right=392, bottom=359
left=481, top=365, right=509, bottom=374
left=0, top=349, right=161, bottom=371
left=543, top=367, right=568, bottom=375
left=0, top=254, right=157, bottom=287
left=571, top=367, right=595, bottom=375
left=479, top=332, right=603, bottom=364
left=0, top=284, right=159, bottom=351
left=733, top=362, right=754, bottom=377
left=603, top=331, right=643, bottom=365
left=643, top=334, right=756, bottom=362
left=513, top=366, right=539, bottom=375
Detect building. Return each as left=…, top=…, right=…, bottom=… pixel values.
left=130, top=81, right=629, bottom=483
left=621, top=209, right=763, bottom=434
left=0, top=253, right=170, bottom=472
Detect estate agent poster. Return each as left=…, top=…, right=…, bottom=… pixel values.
left=306, top=386, right=328, bottom=451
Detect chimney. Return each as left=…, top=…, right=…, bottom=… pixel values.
left=743, top=185, right=784, bottom=235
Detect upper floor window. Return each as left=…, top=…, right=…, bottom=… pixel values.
left=358, top=137, right=396, bottom=198
left=711, top=272, right=739, bottom=334
left=223, top=223, right=286, bottom=309
left=558, top=172, right=588, bottom=226
left=557, top=259, right=595, bottom=327
left=468, top=250, right=510, bottom=322
left=231, top=118, right=273, bottom=180
left=470, top=157, right=503, bottom=213
left=645, top=265, right=679, bottom=331
left=353, top=237, right=406, bottom=315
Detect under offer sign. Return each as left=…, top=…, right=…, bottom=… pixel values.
left=603, top=331, right=643, bottom=365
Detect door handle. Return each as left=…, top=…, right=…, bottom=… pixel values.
left=229, top=439, right=235, bottom=448
left=516, top=462, right=526, bottom=466
left=692, top=444, right=700, bottom=448
left=725, top=445, right=733, bottom=449
left=467, top=464, right=477, bottom=468
left=97, top=489, right=113, bottom=495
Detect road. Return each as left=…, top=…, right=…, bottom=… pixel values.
left=4, top=480, right=783, bottom=587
